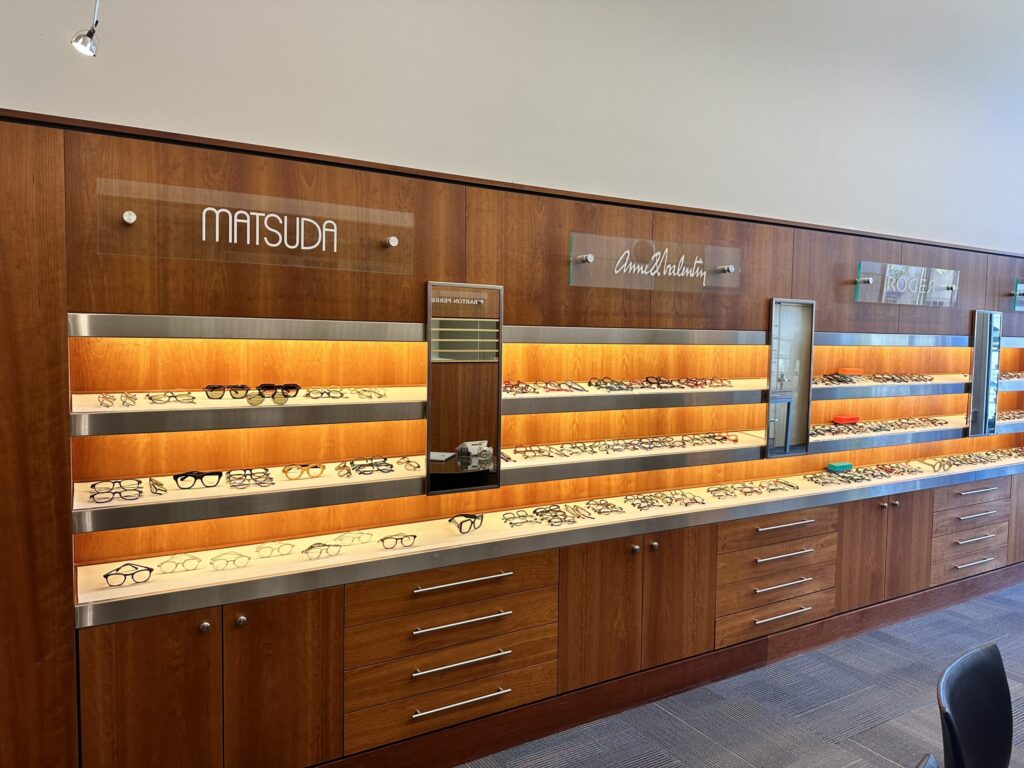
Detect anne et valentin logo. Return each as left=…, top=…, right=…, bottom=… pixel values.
left=606, top=247, right=708, bottom=285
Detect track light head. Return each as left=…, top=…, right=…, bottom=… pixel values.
left=71, top=0, right=100, bottom=57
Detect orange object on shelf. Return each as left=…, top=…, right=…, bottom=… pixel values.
left=836, top=367, right=864, bottom=376
left=833, top=415, right=860, bottom=424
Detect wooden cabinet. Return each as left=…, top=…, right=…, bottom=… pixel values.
left=836, top=498, right=890, bottom=611
left=884, top=491, right=934, bottom=599
left=1011, top=475, right=1024, bottom=565
left=79, top=608, right=224, bottom=768
left=898, top=244, right=987, bottom=337
left=223, top=589, right=345, bottom=768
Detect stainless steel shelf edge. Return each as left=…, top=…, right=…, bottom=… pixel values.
left=999, top=380, right=1024, bottom=392
left=67, top=313, right=426, bottom=342
left=500, top=446, right=763, bottom=485
left=996, top=421, right=1024, bottom=435
left=503, top=325, right=766, bottom=346
left=813, top=331, right=970, bottom=348
left=71, top=401, right=426, bottom=436
left=76, top=462, right=1024, bottom=628
left=1001, top=336, right=1024, bottom=348
left=807, top=427, right=968, bottom=454
left=501, top=389, right=766, bottom=415
left=811, top=383, right=971, bottom=401
left=72, top=477, right=425, bottom=533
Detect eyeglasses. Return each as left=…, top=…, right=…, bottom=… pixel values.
left=336, top=462, right=353, bottom=478
left=282, top=463, right=325, bottom=481
left=245, top=383, right=300, bottom=406
left=335, top=530, right=373, bottom=546
left=89, top=479, right=143, bottom=503
left=210, top=551, right=250, bottom=570
left=305, top=386, right=348, bottom=400
left=254, top=541, right=295, bottom=558
left=203, top=384, right=252, bottom=400
left=157, top=553, right=201, bottom=574
left=998, top=410, right=1024, bottom=422
left=1001, top=372, right=1024, bottom=380
left=148, top=477, right=167, bottom=496
left=303, top=542, right=342, bottom=559
left=449, top=513, right=483, bottom=534
left=353, top=388, right=385, bottom=400
left=97, top=392, right=138, bottom=408
left=351, top=457, right=394, bottom=476
left=173, top=470, right=223, bottom=490
left=586, top=498, right=626, bottom=515
left=103, top=562, right=153, bottom=587
left=502, top=381, right=539, bottom=395
left=226, top=467, right=275, bottom=489
left=379, top=533, right=417, bottom=549
left=396, top=456, right=421, bottom=471
left=145, top=391, right=197, bottom=404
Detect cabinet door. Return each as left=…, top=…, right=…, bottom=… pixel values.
left=224, top=588, right=345, bottom=768
left=79, top=609, right=223, bottom=768
left=836, top=499, right=889, bottom=611
left=884, top=491, right=934, bottom=599
left=1010, top=475, right=1024, bottom=565
left=558, top=536, right=643, bottom=691
left=641, top=526, right=716, bottom=668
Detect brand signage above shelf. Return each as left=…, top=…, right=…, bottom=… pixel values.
left=855, top=261, right=960, bottom=307
left=568, top=232, right=742, bottom=293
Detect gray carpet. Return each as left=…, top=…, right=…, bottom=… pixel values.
left=460, top=582, right=1024, bottom=768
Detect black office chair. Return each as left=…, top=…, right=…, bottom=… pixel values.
left=930, top=643, right=1014, bottom=768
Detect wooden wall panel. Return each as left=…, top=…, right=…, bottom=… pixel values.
left=986, top=253, right=1024, bottom=337
left=813, top=346, right=970, bottom=376
left=810, top=394, right=967, bottom=424
left=0, top=123, right=77, bottom=768
left=898, top=244, right=987, bottom=337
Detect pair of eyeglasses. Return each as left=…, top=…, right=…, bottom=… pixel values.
left=173, top=470, right=223, bottom=490
left=303, top=542, right=342, bottom=559
left=353, top=388, right=385, bottom=400
left=396, top=456, right=421, bottom=471
left=255, top=541, right=294, bottom=558
left=999, top=410, right=1024, bottom=421
left=305, top=386, right=347, bottom=400
left=335, top=530, right=372, bottom=546
left=90, top=479, right=142, bottom=503
left=586, top=498, right=625, bottom=515
left=157, top=553, right=201, bottom=573
left=211, top=551, right=250, bottom=569
left=103, top=562, right=153, bottom=587
left=351, top=457, right=394, bottom=476
left=449, top=513, right=483, bottom=534
left=227, top=467, right=274, bottom=489
left=146, top=391, right=196, bottom=404
left=380, top=533, right=417, bottom=549
left=97, top=392, right=138, bottom=408
left=502, top=381, right=539, bottom=395
left=282, top=463, right=325, bottom=481
left=204, top=383, right=300, bottom=406
left=148, top=477, right=167, bottom=496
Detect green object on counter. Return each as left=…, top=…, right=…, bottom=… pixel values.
left=827, top=461, right=854, bottom=473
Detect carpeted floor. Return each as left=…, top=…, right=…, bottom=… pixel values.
left=460, top=581, right=1024, bottom=768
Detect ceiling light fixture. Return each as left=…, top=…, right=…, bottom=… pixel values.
left=71, top=0, right=101, bottom=57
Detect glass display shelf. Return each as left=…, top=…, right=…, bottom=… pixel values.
left=810, top=373, right=971, bottom=401
left=998, top=373, right=1024, bottom=392
left=812, top=332, right=970, bottom=348
left=75, top=446, right=1024, bottom=628
left=71, top=386, right=427, bottom=436
left=995, top=412, right=1024, bottom=434
left=503, top=325, right=765, bottom=346
left=72, top=454, right=426, bottom=533
left=807, top=414, right=968, bottom=453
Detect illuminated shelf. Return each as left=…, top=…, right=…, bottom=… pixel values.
left=501, top=379, right=768, bottom=415
left=70, top=386, right=427, bottom=436
left=998, top=376, right=1024, bottom=392
left=996, top=415, right=1024, bottom=434
left=810, top=374, right=970, bottom=401
left=503, top=325, right=766, bottom=346
left=807, top=414, right=968, bottom=453
left=72, top=456, right=426, bottom=533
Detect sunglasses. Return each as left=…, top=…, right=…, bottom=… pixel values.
left=203, top=384, right=252, bottom=400
left=103, top=562, right=153, bottom=587
left=173, top=470, right=223, bottom=490
left=449, top=513, right=483, bottom=534
left=245, top=383, right=300, bottom=406
left=379, top=533, right=417, bottom=550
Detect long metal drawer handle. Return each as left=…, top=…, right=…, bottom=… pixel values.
left=958, top=487, right=998, bottom=496
left=753, top=605, right=813, bottom=625
left=954, top=557, right=995, bottom=570
left=757, top=519, right=815, bottom=533
left=755, top=547, right=814, bottom=564
left=413, top=571, right=515, bottom=595
left=412, top=687, right=512, bottom=719
left=412, top=610, right=512, bottom=636
left=412, top=649, right=512, bottom=678
left=958, top=510, right=998, bottom=521
left=955, top=533, right=997, bottom=546
left=753, top=576, right=813, bottom=595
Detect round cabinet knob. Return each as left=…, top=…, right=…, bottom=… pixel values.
left=235, top=615, right=248, bottom=627
left=198, top=621, right=212, bottom=634
left=383, top=235, right=400, bottom=248
left=880, top=502, right=889, bottom=509
left=631, top=545, right=641, bottom=554
left=891, top=499, right=901, bottom=507
left=650, top=541, right=660, bottom=551
left=122, top=210, right=137, bottom=225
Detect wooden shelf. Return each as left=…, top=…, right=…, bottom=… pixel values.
left=501, top=379, right=768, bottom=415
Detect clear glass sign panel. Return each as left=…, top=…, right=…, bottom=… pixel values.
left=855, top=261, right=959, bottom=307
left=568, top=232, right=742, bottom=292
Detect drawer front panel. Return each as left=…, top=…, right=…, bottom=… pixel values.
left=345, top=550, right=558, bottom=626
left=932, top=499, right=1011, bottom=538
left=933, top=478, right=1011, bottom=512
left=931, top=522, right=1008, bottom=563
left=715, top=589, right=836, bottom=648
left=930, top=546, right=1007, bottom=587
left=718, top=506, right=838, bottom=553
left=344, top=660, right=558, bottom=754
left=344, top=623, right=557, bottom=712
left=716, top=533, right=837, bottom=585
left=345, top=587, right=558, bottom=669
left=716, top=561, right=836, bottom=617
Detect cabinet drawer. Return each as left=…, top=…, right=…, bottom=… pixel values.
left=346, top=550, right=558, bottom=626
left=933, top=478, right=1010, bottom=512
left=344, top=660, right=557, bottom=754
left=345, top=587, right=557, bottom=669
left=716, top=561, right=836, bottom=617
left=715, top=589, right=836, bottom=648
left=932, top=499, right=1011, bottom=538
left=718, top=506, right=838, bottom=553
left=930, top=547, right=1007, bottom=587
left=716, top=533, right=837, bottom=586
left=931, top=522, right=1008, bottom=563
left=344, top=623, right=557, bottom=712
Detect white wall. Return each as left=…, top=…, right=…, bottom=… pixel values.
left=2, top=0, right=1022, bottom=253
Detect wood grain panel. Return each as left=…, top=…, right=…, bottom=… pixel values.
left=931, top=521, right=1008, bottom=562
left=791, top=231, right=901, bottom=333
left=467, top=188, right=653, bottom=327
left=933, top=476, right=1011, bottom=511
left=716, top=561, right=836, bottom=617
left=79, top=608, right=223, bottom=768
left=716, top=533, right=837, bottom=585
left=641, top=526, right=716, bottom=668
left=813, top=346, right=971, bottom=376
left=883, top=491, right=933, bottom=599
left=650, top=214, right=794, bottom=330
left=1011, top=475, right=1024, bottom=565
left=836, top=498, right=888, bottom=611
left=223, top=588, right=345, bottom=768
left=930, top=546, right=1007, bottom=586
left=898, top=244, right=986, bottom=336
left=932, top=498, right=1011, bottom=538
left=985, top=252, right=1024, bottom=337
left=715, top=588, right=836, bottom=647
left=558, top=536, right=643, bottom=691
left=717, top=506, right=838, bottom=553
left=0, top=122, right=77, bottom=768
left=65, top=132, right=466, bottom=321
left=810, top=394, right=967, bottom=425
